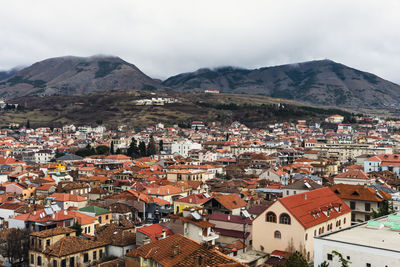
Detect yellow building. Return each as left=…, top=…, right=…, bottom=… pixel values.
left=173, top=193, right=211, bottom=214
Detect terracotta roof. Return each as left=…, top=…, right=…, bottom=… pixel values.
left=137, top=224, right=173, bottom=242
left=127, top=234, right=246, bottom=267
left=334, top=169, right=370, bottom=180
left=44, top=236, right=106, bottom=257
left=331, top=184, right=392, bottom=202
left=213, top=194, right=246, bottom=210
left=50, top=193, right=87, bottom=202
left=175, top=193, right=211, bottom=205
left=366, top=154, right=400, bottom=162
left=277, top=187, right=351, bottom=229
left=30, top=227, right=76, bottom=238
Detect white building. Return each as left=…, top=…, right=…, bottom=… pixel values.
left=171, top=140, right=202, bottom=157
left=314, top=214, right=400, bottom=267
left=364, top=154, right=400, bottom=177
left=34, top=150, right=55, bottom=164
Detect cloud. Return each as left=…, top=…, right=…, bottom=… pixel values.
left=0, top=0, right=399, bottom=82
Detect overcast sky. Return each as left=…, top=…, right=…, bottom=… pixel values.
left=1, top=0, right=400, bottom=82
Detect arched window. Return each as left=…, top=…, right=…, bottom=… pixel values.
left=266, top=212, right=277, bottom=223
left=279, top=213, right=291, bottom=225
left=274, top=231, right=281, bottom=239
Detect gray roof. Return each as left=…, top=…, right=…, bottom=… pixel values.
left=284, top=178, right=323, bottom=190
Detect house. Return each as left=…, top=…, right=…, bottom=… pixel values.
left=161, top=208, right=219, bottom=245
left=333, top=169, right=374, bottom=185
left=10, top=207, right=75, bottom=232
left=252, top=187, right=351, bottom=262
left=96, top=223, right=136, bottom=258
left=364, top=154, right=400, bottom=177
left=50, top=193, right=87, bottom=210
left=126, top=234, right=247, bottom=267
left=78, top=205, right=112, bottom=226
left=314, top=215, right=400, bottom=267
left=142, top=185, right=187, bottom=203
left=331, top=184, right=392, bottom=223
left=135, top=224, right=173, bottom=246
left=173, top=193, right=212, bottom=214
left=107, top=202, right=138, bottom=223
left=325, top=115, right=344, bottom=124
left=29, top=234, right=106, bottom=267
left=282, top=178, right=323, bottom=197
left=209, top=212, right=252, bottom=250
left=259, top=168, right=289, bottom=185
left=203, top=194, right=247, bottom=215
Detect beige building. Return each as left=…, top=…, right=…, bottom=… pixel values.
left=252, top=187, right=351, bottom=262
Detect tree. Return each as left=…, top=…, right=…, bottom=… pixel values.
left=139, top=141, right=147, bottom=157
left=371, top=200, right=394, bottom=218
left=318, top=261, right=330, bottom=267
left=147, top=135, right=157, bottom=156
left=75, top=144, right=96, bottom=157
left=332, top=250, right=350, bottom=267
left=110, top=141, right=115, bottom=154
left=127, top=138, right=140, bottom=158
left=0, top=228, right=29, bottom=266
left=71, top=223, right=83, bottom=236
left=96, top=145, right=110, bottom=155
left=285, top=251, right=308, bottom=267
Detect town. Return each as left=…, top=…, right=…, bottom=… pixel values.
left=0, top=113, right=398, bottom=267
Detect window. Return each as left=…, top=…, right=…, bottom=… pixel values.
left=53, top=260, right=57, bottom=267
left=365, top=203, right=371, bottom=211
left=327, top=253, right=333, bottom=260
left=279, top=213, right=291, bottom=225
left=69, top=257, right=74, bottom=267
left=365, top=214, right=371, bottom=221
left=30, top=254, right=34, bottom=264
left=266, top=212, right=277, bottom=223
left=46, top=239, right=50, bottom=246
left=37, top=256, right=42, bottom=266
left=84, top=253, right=89, bottom=263
left=314, top=230, right=316, bottom=236
left=61, top=259, right=66, bottom=267
left=106, top=215, right=109, bottom=220
left=347, top=256, right=350, bottom=260
left=351, top=213, right=356, bottom=222
left=350, top=201, right=356, bottom=210
left=305, top=233, right=308, bottom=240
left=31, top=237, right=34, bottom=246
left=93, top=251, right=97, bottom=260
left=260, top=245, right=264, bottom=251
left=274, top=231, right=281, bottom=239
left=366, top=264, right=371, bottom=267
left=99, top=249, right=103, bottom=258
left=39, top=239, right=42, bottom=248
left=344, top=218, right=346, bottom=224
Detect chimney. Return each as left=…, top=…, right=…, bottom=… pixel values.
left=172, top=244, right=180, bottom=256
left=162, top=229, right=166, bottom=239
left=303, top=194, right=307, bottom=200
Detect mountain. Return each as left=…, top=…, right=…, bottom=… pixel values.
left=0, top=67, right=21, bottom=82
left=163, top=60, right=400, bottom=108
left=0, top=56, right=161, bottom=99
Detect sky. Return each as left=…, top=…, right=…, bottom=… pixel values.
left=1, top=0, right=400, bottom=82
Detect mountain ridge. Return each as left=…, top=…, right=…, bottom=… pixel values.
left=1, top=56, right=399, bottom=109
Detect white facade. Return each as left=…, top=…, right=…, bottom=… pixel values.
left=171, top=141, right=202, bottom=157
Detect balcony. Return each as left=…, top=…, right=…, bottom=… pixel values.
left=202, top=231, right=219, bottom=242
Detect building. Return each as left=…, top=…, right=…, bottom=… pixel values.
left=126, top=234, right=246, bottom=267
left=252, top=187, right=351, bottom=262
left=173, top=193, right=212, bottom=214
left=29, top=232, right=106, bottom=267
left=331, top=184, right=392, bottom=223
left=325, top=115, right=344, bottom=124
left=283, top=178, right=323, bottom=197
left=203, top=194, right=247, bottom=216
left=78, top=206, right=112, bottom=225
left=364, top=154, right=400, bottom=177
left=333, top=169, right=374, bottom=185
left=171, top=140, right=202, bottom=157
left=314, top=214, right=400, bottom=267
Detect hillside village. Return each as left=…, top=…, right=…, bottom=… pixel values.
left=0, top=115, right=400, bottom=266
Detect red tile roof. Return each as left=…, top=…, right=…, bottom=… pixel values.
left=277, top=187, right=351, bottom=229
left=175, top=193, right=211, bottom=205
left=334, top=169, right=369, bottom=180
left=137, top=224, right=173, bottom=242
left=50, top=193, right=87, bottom=202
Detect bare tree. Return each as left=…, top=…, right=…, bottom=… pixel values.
left=0, top=228, right=30, bottom=266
